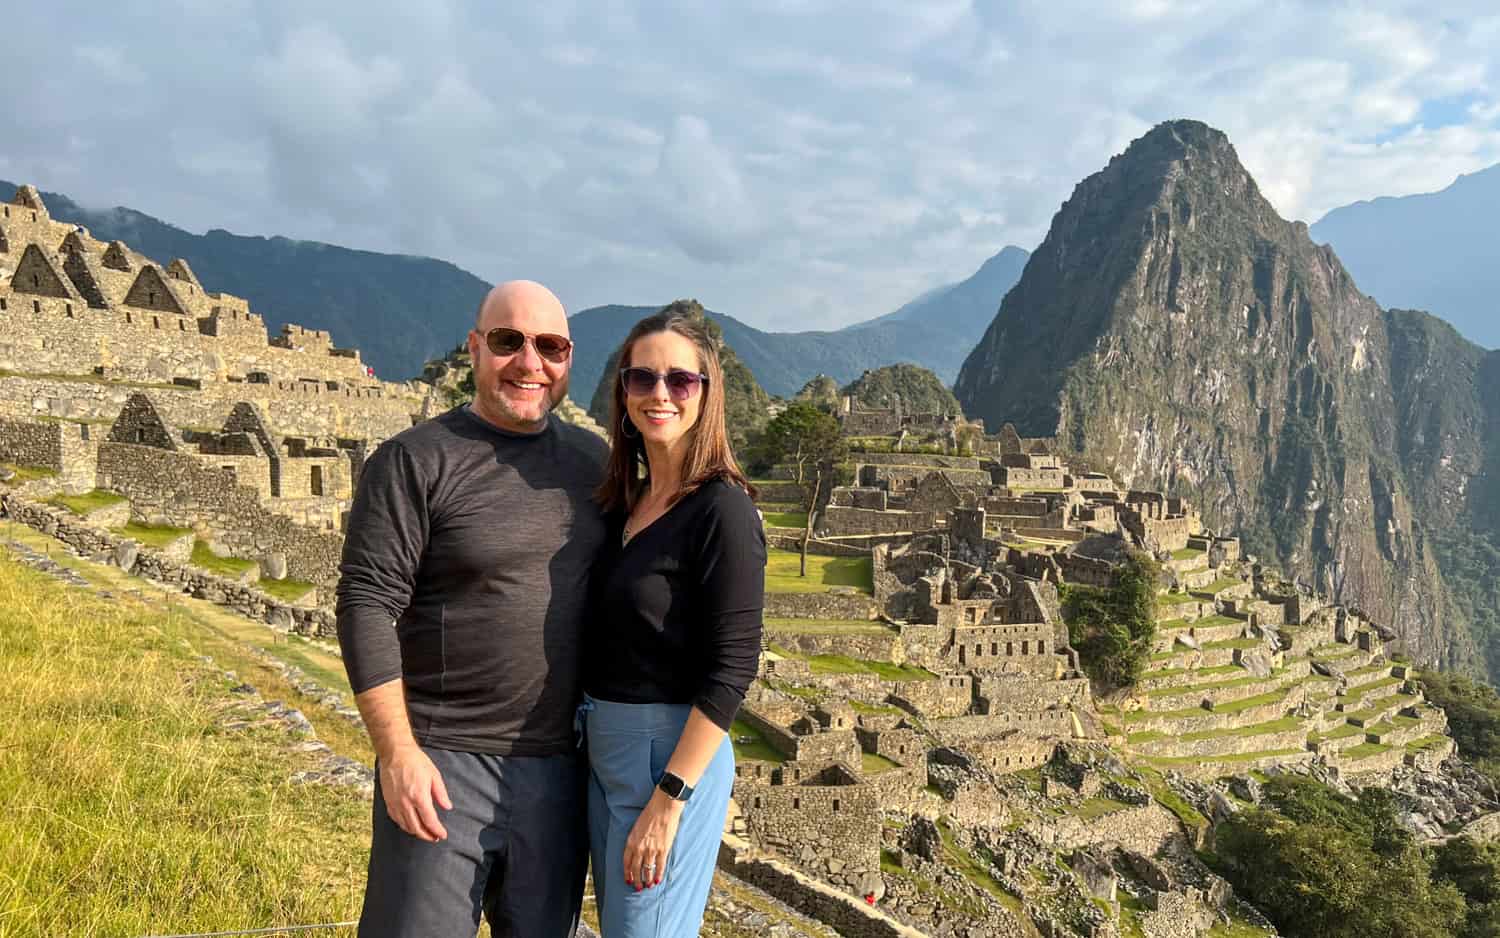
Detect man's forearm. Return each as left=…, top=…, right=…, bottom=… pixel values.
left=355, top=679, right=420, bottom=761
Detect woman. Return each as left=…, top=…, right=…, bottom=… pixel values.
left=582, top=307, right=766, bottom=936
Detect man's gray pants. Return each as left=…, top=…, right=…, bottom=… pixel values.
left=358, top=746, right=587, bottom=938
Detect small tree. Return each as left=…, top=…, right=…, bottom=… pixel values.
left=759, top=403, right=847, bottom=576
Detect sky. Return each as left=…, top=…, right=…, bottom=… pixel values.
left=4, top=1, right=1499, bottom=332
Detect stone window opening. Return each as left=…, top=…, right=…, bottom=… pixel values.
left=133, top=428, right=145, bottom=444
left=30, top=272, right=39, bottom=287
left=991, top=642, right=999, bottom=655
left=898, top=745, right=906, bottom=755
left=179, top=320, right=186, bottom=331
left=79, top=425, right=89, bottom=441
left=754, top=797, right=762, bottom=808
left=1007, top=642, right=1014, bottom=656
left=153, top=316, right=160, bottom=329
left=125, top=311, right=132, bottom=323
left=832, top=799, right=840, bottom=812
left=0, top=298, right=6, bottom=310
left=32, top=300, right=40, bottom=313
left=793, top=797, right=800, bottom=809
left=1021, top=640, right=1029, bottom=655
left=1038, top=640, right=1046, bottom=654
left=30, top=211, right=36, bottom=222
left=64, top=302, right=73, bottom=318
left=310, top=465, right=324, bottom=497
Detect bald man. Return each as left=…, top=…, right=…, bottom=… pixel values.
left=336, top=281, right=609, bottom=938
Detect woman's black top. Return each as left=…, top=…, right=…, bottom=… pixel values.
left=584, top=478, right=766, bottom=731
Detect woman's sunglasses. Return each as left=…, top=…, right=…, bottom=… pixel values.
left=484, top=327, right=573, bottom=363
left=619, top=367, right=708, bottom=401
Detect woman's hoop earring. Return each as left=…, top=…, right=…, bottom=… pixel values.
left=621, top=416, right=639, bottom=439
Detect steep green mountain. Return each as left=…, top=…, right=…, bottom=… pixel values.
left=956, top=119, right=1500, bottom=677
left=841, top=364, right=962, bottom=416
left=585, top=299, right=771, bottom=452
left=1312, top=164, right=1500, bottom=350
left=1, top=182, right=490, bottom=381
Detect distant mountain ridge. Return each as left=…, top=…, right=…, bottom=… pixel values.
left=0, top=181, right=491, bottom=381
left=1311, top=163, right=1500, bottom=350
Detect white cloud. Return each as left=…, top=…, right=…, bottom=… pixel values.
left=2, top=1, right=1497, bottom=335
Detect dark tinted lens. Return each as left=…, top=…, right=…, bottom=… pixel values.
left=620, top=367, right=658, bottom=396
left=533, top=333, right=572, bottom=362
left=485, top=327, right=524, bottom=356
left=664, top=371, right=704, bottom=400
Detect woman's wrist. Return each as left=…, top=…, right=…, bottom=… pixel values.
left=651, top=786, right=688, bottom=813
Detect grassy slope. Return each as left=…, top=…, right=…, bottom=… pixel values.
left=0, top=553, right=368, bottom=938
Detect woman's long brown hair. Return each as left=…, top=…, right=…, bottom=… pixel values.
left=595, top=305, right=754, bottom=514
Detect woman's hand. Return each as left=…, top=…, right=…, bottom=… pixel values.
left=622, top=789, right=684, bottom=889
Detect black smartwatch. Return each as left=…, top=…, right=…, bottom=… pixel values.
left=657, top=771, right=694, bottom=802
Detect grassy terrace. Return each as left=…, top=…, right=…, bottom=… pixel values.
left=764, top=549, right=873, bottom=594
left=1343, top=693, right=1420, bottom=725
left=0, top=462, right=57, bottom=486
left=115, top=521, right=192, bottom=548
left=1131, top=715, right=1304, bottom=746
left=771, top=644, right=935, bottom=681
left=1308, top=723, right=1365, bottom=744
left=1144, top=668, right=1285, bottom=699
left=1138, top=663, right=1243, bottom=682
left=729, top=718, right=786, bottom=763
left=1171, top=546, right=1206, bottom=560
left=1071, top=796, right=1132, bottom=820
left=1343, top=741, right=1392, bottom=760
left=762, top=511, right=809, bottom=529
left=1157, top=591, right=1202, bottom=606
left=862, top=752, right=902, bottom=775
left=1144, top=747, right=1307, bottom=768
left=934, top=820, right=1025, bottom=917
left=189, top=540, right=256, bottom=579
left=1124, top=688, right=1291, bottom=723
left=1311, top=642, right=1361, bottom=659
left=1340, top=676, right=1403, bottom=700
left=1191, top=576, right=1243, bottom=597
left=47, top=489, right=126, bottom=516
left=763, top=616, right=891, bottom=635
left=0, top=368, right=189, bottom=391
left=1406, top=734, right=1451, bottom=754
left=1203, top=637, right=1262, bottom=650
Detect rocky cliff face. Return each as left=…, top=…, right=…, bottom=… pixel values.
left=956, top=120, right=1500, bottom=675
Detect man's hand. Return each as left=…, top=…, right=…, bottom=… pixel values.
left=379, top=744, right=453, bottom=842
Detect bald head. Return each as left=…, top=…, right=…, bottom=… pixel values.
left=475, top=280, right=568, bottom=335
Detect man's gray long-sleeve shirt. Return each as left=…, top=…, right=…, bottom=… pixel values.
left=335, top=405, right=609, bottom=756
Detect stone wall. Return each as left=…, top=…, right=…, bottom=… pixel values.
left=997, top=466, right=1065, bottom=489
left=938, top=709, right=1077, bottom=739
left=963, top=735, right=1058, bottom=774
left=766, top=629, right=904, bottom=664
left=0, top=494, right=332, bottom=636
left=732, top=780, right=881, bottom=889
left=819, top=506, right=934, bottom=537
left=96, top=442, right=343, bottom=583
left=763, top=592, right=879, bottom=621
left=858, top=465, right=991, bottom=493
left=890, top=674, right=972, bottom=718
left=852, top=453, right=983, bottom=470
left=1026, top=802, right=1182, bottom=855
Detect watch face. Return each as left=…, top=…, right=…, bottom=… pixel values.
left=659, top=773, right=686, bottom=798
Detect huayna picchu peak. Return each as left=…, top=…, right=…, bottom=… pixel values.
left=956, top=118, right=1500, bottom=682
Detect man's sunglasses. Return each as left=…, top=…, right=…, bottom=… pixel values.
left=619, top=367, right=708, bottom=400
left=483, top=327, right=573, bottom=363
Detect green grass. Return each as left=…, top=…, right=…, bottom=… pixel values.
left=1308, top=722, right=1365, bottom=744
left=1191, top=576, right=1243, bottom=598
left=0, top=462, right=57, bottom=486
left=1171, top=547, right=1206, bottom=560
left=862, top=752, right=902, bottom=775
left=0, top=551, right=368, bottom=938
left=850, top=699, right=901, bottom=715
left=1405, top=735, right=1451, bottom=754
left=1145, top=669, right=1284, bottom=699
left=1202, top=637, right=1263, bottom=650
left=934, top=820, right=1025, bottom=916
left=1175, top=716, right=1304, bottom=743
left=1133, top=764, right=1208, bottom=830
left=729, top=719, right=787, bottom=763
left=257, top=578, right=317, bottom=603
left=799, top=651, right=935, bottom=681
left=1125, top=688, right=1290, bottom=723
left=0, top=368, right=188, bottom=390
left=47, top=489, right=126, bottom=516
left=761, top=511, right=808, bottom=529
left=115, top=521, right=193, bottom=549
left=1343, top=741, right=1392, bottom=760
left=1189, top=614, right=1247, bottom=629
left=189, top=540, right=257, bottom=579
left=1073, top=797, right=1131, bottom=820
left=1138, top=663, right=1243, bottom=682
left=762, top=616, right=890, bottom=635
left=1158, top=591, right=1202, bottom=606
left=1145, top=747, right=1306, bottom=767
left=1205, top=915, right=1276, bottom=937
left=764, top=550, right=873, bottom=594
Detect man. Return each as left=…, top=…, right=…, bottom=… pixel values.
left=336, top=280, right=608, bottom=938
